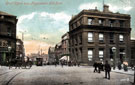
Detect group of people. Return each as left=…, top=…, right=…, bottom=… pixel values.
left=53, top=60, right=80, bottom=67
left=93, top=60, right=111, bottom=80
left=8, top=58, right=33, bottom=69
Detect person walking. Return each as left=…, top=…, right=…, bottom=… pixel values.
left=104, top=60, right=111, bottom=80
left=93, top=62, right=98, bottom=73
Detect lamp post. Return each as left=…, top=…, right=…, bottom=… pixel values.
left=112, top=47, right=116, bottom=70
left=8, top=46, right=12, bottom=64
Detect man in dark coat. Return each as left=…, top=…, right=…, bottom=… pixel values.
left=93, top=62, right=98, bottom=73
left=104, top=60, right=111, bottom=80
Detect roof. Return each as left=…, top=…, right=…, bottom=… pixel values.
left=70, top=5, right=130, bottom=23
left=0, top=11, right=16, bottom=17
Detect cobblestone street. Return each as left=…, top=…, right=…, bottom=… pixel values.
left=0, top=65, right=134, bottom=85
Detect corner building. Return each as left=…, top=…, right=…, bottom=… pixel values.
left=69, top=5, right=131, bottom=65
left=0, top=11, right=17, bottom=65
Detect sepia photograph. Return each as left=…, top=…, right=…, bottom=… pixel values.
left=0, top=0, right=135, bottom=85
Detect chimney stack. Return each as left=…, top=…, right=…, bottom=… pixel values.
left=103, top=5, right=109, bottom=12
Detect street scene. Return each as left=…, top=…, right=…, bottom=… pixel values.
left=0, top=65, right=134, bottom=85
left=0, top=0, right=135, bottom=85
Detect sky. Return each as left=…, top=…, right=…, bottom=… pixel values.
left=0, top=0, right=135, bottom=55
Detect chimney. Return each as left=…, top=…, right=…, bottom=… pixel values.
left=103, top=5, right=109, bottom=12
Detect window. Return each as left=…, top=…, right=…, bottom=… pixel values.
left=7, top=27, right=11, bottom=36
left=79, top=35, right=82, bottom=44
left=99, top=33, right=104, bottom=42
left=73, top=23, right=76, bottom=28
left=88, top=32, right=93, bottom=42
left=119, top=48, right=125, bottom=63
left=75, top=36, right=78, bottom=45
left=109, top=33, right=114, bottom=43
left=88, top=18, right=92, bottom=25
left=88, top=49, right=93, bottom=61
left=120, top=21, right=124, bottom=28
left=110, top=48, right=113, bottom=59
left=109, top=20, right=114, bottom=27
left=119, top=34, right=124, bottom=42
left=99, top=50, right=104, bottom=58
left=99, top=19, right=103, bottom=26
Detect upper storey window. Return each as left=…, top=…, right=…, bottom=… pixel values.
left=88, top=18, right=93, bottom=25
left=109, top=20, right=114, bottom=27
left=109, top=33, right=114, bottom=43
left=99, top=33, right=104, bottom=42
left=99, top=19, right=104, bottom=26
left=88, top=32, right=93, bottom=42
left=120, top=21, right=124, bottom=28
left=119, top=34, right=124, bottom=42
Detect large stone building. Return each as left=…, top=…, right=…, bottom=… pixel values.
left=0, top=11, right=17, bottom=65
left=131, top=40, right=135, bottom=65
left=69, top=5, right=131, bottom=65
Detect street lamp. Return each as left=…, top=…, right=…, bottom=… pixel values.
left=112, top=47, right=116, bottom=70
left=8, top=46, right=12, bottom=63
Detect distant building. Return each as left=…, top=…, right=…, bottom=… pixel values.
left=131, top=40, right=135, bottom=65
left=48, top=47, right=55, bottom=64
left=61, top=32, right=69, bottom=56
left=16, top=39, right=25, bottom=60
left=0, top=11, right=17, bottom=65
left=29, top=53, right=48, bottom=64
left=55, top=42, right=62, bottom=62
left=69, top=5, right=131, bottom=65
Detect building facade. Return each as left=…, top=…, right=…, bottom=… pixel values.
left=16, top=39, right=25, bottom=61
left=54, top=42, right=62, bottom=63
left=0, top=11, right=17, bottom=65
left=48, top=47, right=55, bottom=64
left=61, top=32, right=69, bottom=56
left=131, top=40, right=135, bottom=65
left=69, top=5, right=131, bottom=65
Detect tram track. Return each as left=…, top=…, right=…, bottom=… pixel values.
left=0, top=71, right=13, bottom=76
left=0, top=69, right=26, bottom=85
left=5, top=71, right=24, bottom=85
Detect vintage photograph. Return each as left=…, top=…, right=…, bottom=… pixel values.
left=0, top=0, right=135, bottom=85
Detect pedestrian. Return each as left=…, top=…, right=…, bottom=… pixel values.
left=97, top=62, right=101, bottom=73
left=104, top=60, right=111, bottom=80
left=93, top=62, right=98, bottom=73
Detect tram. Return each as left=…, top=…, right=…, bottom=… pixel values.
left=36, top=58, right=43, bottom=66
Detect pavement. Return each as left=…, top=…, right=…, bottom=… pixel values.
left=112, top=68, right=134, bottom=76
left=0, top=65, right=134, bottom=85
